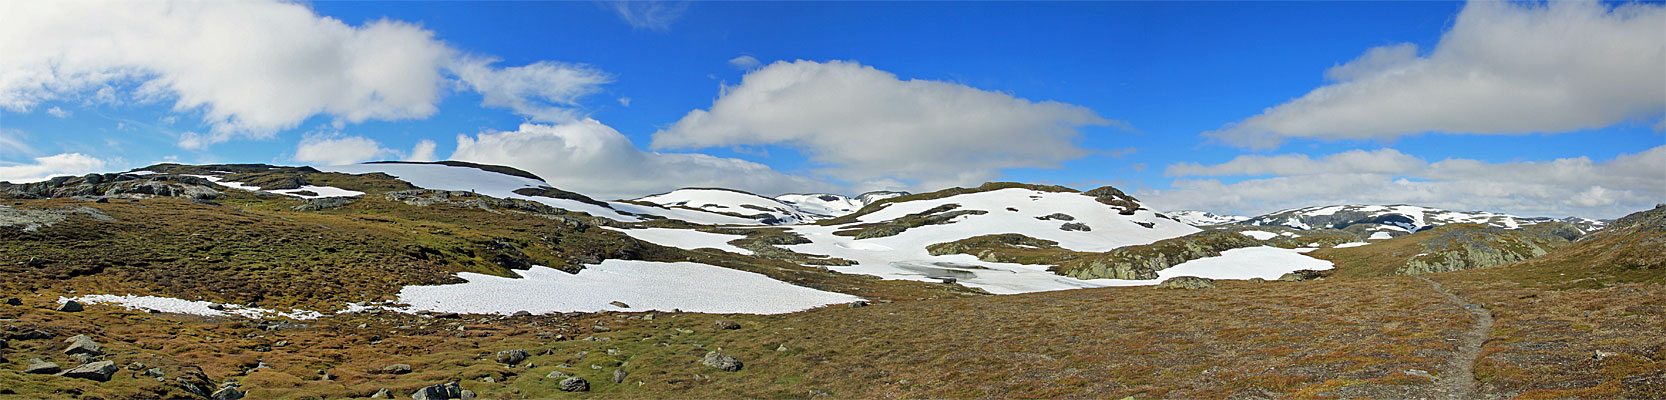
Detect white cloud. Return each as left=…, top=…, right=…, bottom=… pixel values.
left=617, top=97, right=632, bottom=107
left=651, top=60, right=1116, bottom=192
left=293, top=134, right=393, bottom=166
left=451, top=58, right=611, bottom=123
left=1, top=0, right=608, bottom=148
left=407, top=140, right=438, bottom=162
left=451, top=119, right=829, bottom=200
left=1207, top=1, right=1666, bottom=149
left=1166, top=148, right=1424, bottom=177
left=45, top=106, right=70, bottom=118
left=0, top=153, right=110, bottom=183
left=608, top=0, right=688, bottom=31
left=728, top=55, right=761, bottom=70
left=1141, top=146, right=1666, bottom=219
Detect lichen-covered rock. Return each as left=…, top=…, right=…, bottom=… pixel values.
left=1395, top=225, right=1561, bottom=275
left=62, top=334, right=100, bottom=355
left=381, top=363, right=412, bottom=374
left=1051, top=230, right=1266, bottom=280
left=1157, top=276, right=1216, bottom=289
left=712, top=320, right=741, bottom=330
left=496, top=349, right=529, bottom=365
left=411, top=381, right=463, bottom=400
left=558, top=377, right=589, bottom=392
left=1059, top=222, right=1091, bottom=231
left=24, top=358, right=60, bottom=374
left=701, top=352, right=743, bottom=372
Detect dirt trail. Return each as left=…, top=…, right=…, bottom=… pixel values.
left=1416, top=276, right=1494, bottom=399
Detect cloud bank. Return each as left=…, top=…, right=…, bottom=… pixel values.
left=1, top=0, right=607, bottom=148
left=1207, top=1, right=1666, bottom=149
left=0, top=153, right=111, bottom=184
left=451, top=120, right=828, bottom=200
left=1141, top=146, right=1666, bottom=219
left=652, top=60, right=1116, bottom=192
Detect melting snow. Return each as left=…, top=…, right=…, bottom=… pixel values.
left=317, top=163, right=639, bottom=222
left=1238, top=230, right=1279, bottom=240
left=190, top=175, right=365, bottom=199
left=1368, top=232, right=1395, bottom=240
left=398, top=261, right=862, bottom=315
left=61, top=295, right=324, bottom=320
left=1333, top=242, right=1371, bottom=248
left=605, top=227, right=753, bottom=255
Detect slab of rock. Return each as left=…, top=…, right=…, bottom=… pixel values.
left=380, top=363, right=412, bottom=374
left=702, top=352, right=743, bottom=372
left=8, top=329, right=52, bottom=341
left=611, top=368, right=629, bottom=383
left=1059, top=222, right=1092, bottom=232
left=609, top=301, right=630, bottom=308
left=496, top=349, right=529, bottom=365
left=1278, top=269, right=1326, bottom=282
left=3, top=297, right=20, bottom=306
left=59, top=360, right=117, bottom=381
left=210, top=385, right=244, bottom=400
left=24, top=358, right=60, bottom=374
left=848, top=301, right=868, bottom=308
left=63, top=334, right=101, bottom=355
left=57, top=301, right=83, bottom=312
left=1157, top=276, right=1216, bottom=290
left=558, top=377, right=589, bottom=392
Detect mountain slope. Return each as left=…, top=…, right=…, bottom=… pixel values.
left=634, top=188, right=817, bottom=225
left=775, top=191, right=907, bottom=218
left=1165, top=210, right=1250, bottom=226
left=1234, top=204, right=1606, bottom=238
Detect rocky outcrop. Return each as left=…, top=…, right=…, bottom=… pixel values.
left=1395, top=225, right=1565, bottom=275
left=1279, top=269, right=1327, bottom=281
left=292, top=197, right=355, bottom=212
left=62, top=334, right=100, bottom=356
left=0, top=173, right=222, bottom=200
left=1083, top=186, right=1145, bottom=215
left=926, top=234, right=1063, bottom=263
left=1052, top=230, right=1265, bottom=280
left=557, top=376, right=589, bottom=392
left=0, top=206, right=114, bottom=232
left=496, top=349, right=529, bottom=365
left=839, top=204, right=989, bottom=239
left=1157, top=276, right=1216, bottom=289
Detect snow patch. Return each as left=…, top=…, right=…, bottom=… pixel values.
left=605, top=227, right=753, bottom=255
left=1333, top=242, right=1371, bottom=248
left=61, top=295, right=323, bottom=320
left=1368, top=231, right=1395, bottom=240
left=1238, top=230, right=1279, bottom=240
left=398, top=261, right=862, bottom=315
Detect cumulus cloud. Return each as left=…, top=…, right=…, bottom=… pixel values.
left=1, top=0, right=608, bottom=148
left=45, top=106, right=71, bottom=118
left=451, top=58, right=612, bottom=123
left=0, top=153, right=110, bottom=183
left=408, top=140, right=438, bottom=162
left=451, top=119, right=829, bottom=200
left=293, top=134, right=393, bottom=166
left=1207, top=1, right=1666, bottom=149
left=652, top=60, right=1116, bottom=192
left=1141, top=146, right=1666, bottom=219
left=728, top=55, right=762, bottom=70
left=608, top=0, right=688, bottom=31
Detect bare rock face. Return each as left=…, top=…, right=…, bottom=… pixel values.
left=24, top=358, right=61, bottom=374
left=702, top=352, right=743, bottom=372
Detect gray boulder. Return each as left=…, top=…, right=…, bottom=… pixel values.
left=1157, top=276, right=1216, bottom=290
left=59, top=360, right=117, bottom=381
left=24, top=358, right=60, bottom=374
left=702, top=351, right=743, bottom=372
left=612, top=368, right=629, bottom=383
left=63, top=334, right=101, bottom=355
left=369, top=388, right=391, bottom=399
left=711, top=320, right=741, bottom=330
left=211, top=385, right=244, bottom=400
left=57, top=301, right=84, bottom=312
left=496, top=349, right=529, bottom=365
left=381, top=363, right=412, bottom=374
left=558, top=377, right=589, bottom=392
left=1059, top=222, right=1091, bottom=231
left=3, top=297, right=20, bottom=306
left=411, top=381, right=463, bottom=400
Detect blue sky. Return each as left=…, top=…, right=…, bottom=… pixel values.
left=1, top=1, right=1662, bottom=218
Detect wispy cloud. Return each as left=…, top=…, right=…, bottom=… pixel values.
left=727, top=55, right=761, bottom=70
left=607, top=1, right=689, bottom=31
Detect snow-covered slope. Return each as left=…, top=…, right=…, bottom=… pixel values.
left=636, top=188, right=817, bottom=225
left=318, top=162, right=644, bottom=222
left=776, top=190, right=909, bottom=218
left=1234, top=204, right=1603, bottom=235
left=1166, top=210, right=1250, bottom=226
left=783, top=187, right=1202, bottom=294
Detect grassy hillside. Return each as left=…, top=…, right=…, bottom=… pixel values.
left=1, top=168, right=1660, bottom=399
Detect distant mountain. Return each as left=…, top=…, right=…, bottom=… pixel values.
left=1165, top=210, right=1250, bottom=227
left=775, top=191, right=907, bottom=218
left=1230, top=204, right=1606, bottom=239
